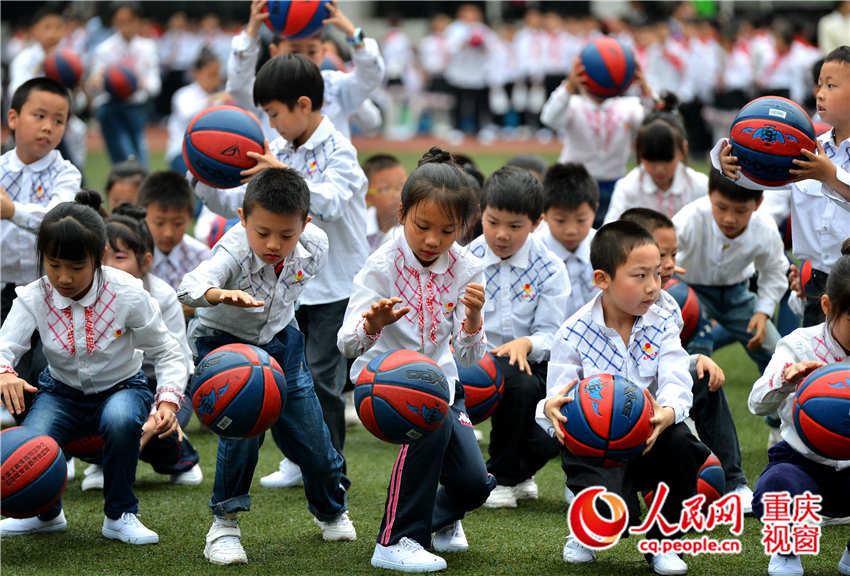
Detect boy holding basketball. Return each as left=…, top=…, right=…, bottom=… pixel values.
left=178, top=167, right=354, bottom=565
left=538, top=221, right=708, bottom=576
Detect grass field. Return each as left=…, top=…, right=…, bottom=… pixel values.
left=2, top=148, right=847, bottom=576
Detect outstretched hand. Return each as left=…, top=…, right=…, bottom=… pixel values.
left=544, top=379, right=578, bottom=445
left=363, top=297, right=410, bottom=335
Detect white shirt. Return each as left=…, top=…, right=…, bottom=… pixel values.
left=152, top=234, right=211, bottom=290
left=337, top=232, right=487, bottom=405
left=9, top=43, right=46, bottom=96
left=419, top=32, right=450, bottom=77
left=468, top=234, right=569, bottom=362
left=0, top=149, right=81, bottom=287
left=605, top=164, right=709, bottom=223
left=0, top=267, right=186, bottom=407
left=749, top=323, right=850, bottom=470
left=514, top=26, right=546, bottom=81
left=718, top=43, right=753, bottom=93
left=178, top=223, right=327, bottom=348
left=366, top=206, right=398, bottom=254
left=535, top=291, right=693, bottom=436
left=143, top=273, right=193, bottom=379
left=90, top=32, right=161, bottom=107
left=444, top=21, right=496, bottom=89
left=672, top=195, right=788, bottom=316
left=535, top=221, right=598, bottom=319
left=166, top=82, right=216, bottom=163
left=193, top=116, right=368, bottom=305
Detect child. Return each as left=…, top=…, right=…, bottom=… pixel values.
left=191, top=53, right=368, bottom=487
left=748, top=247, right=850, bottom=576
left=363, top=154, right=406, bottom=253
left=138, top=171, right=211, bottom=292
left=105, top=158, right=147, bottom=213
left=178, top=167, right=352, bottom=564
left=538, top=221, right=709, bottom=575
left=534, top=163, right=599, bottom=319
left=8, top=5, right=65, bottom=96
left=673, top=169, right=788, bottom=371
left=0, top=195, right=186, bottom=544
left=338, top=148, right=494, bottom=572
left=604, top=106, right=709, bottom=223
left=467, top=166, right=566, bottom=509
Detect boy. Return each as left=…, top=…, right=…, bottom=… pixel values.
left=673, top=169, right=788, bottom=372
left=8, top=5, right=65, bottom=96
left=535, top=163, right=598, bottom=319
left=138, top=171, right=211, bottom=292
left=468, top=166, right=567, bottom=509
left=538, top=221, right=709, bottom=576
left=178, top=167, right=354, bottom=565
left=363, top=154, right=406, bottom=252
left=191, top=54, right=368, bottom=487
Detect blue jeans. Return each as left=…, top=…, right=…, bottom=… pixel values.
left=194, top=324, right=348, bottom=521
left=23, top=370, right=153, bottom=519
left=96, top=101, right=148, bottom=166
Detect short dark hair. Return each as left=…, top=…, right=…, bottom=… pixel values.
left=38, top=193, right=107, bottom=280
left=542, top=163, right=599, bottom=212
left=591, top=221, right=658, bottom=278
left=32, top=2, right=63, bottom=26
left=10, top=77, right=71, bottom=118
left=253, top=53, right=324, bottom=111
left=243, top=167, right=310, bottom=221
left=619, top=207, right=675, bottom=235
left=107, top=203, right=155, bottom=265
left=111, top=1, right=142, bottom=20
left=505, top=154, right=548, bottom=179
left=708, top=168, right=763, bottom=203
left=825, top=238, right=850, bottom=321
left=362, top=154, right=402, bottom=179
left=137, top=171, right=195, bottom=214
left=106, top=158, right=147, bottom=193
left=481, top=165, right=543, bottom=222
left=194, top=46, right=219, bottom=71
left=823, top=45, right=850, bottom=66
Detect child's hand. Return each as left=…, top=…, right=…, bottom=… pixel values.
left=746, top=312, right=769, bottom=350
left=788, top=264, right=805, bottom=299
left=643, top=396, right=675, bottom=454
left=782, top=360, right=825, bottom=388
left=0, top=372, right=36, bottom=415
left=461, top=283, right=485, bottom=333
left=139, top=415, right=183, bottom=450
left=242, top=140, right=288, bottom=182
left=634, top=63, right=653, bottom=98
left=0, top=186, right=14, bottom=219
left=696, top=354, right=725, bottom=392
left=246, top=0, right=269, bottom=38
left=362, top=297, right=410, bottom=335
left=544, top=378, right=578, bottom=445
left=492, top=337, right=533, bottom=375
left=790, top=141, right=837, bottom=185
left=719, top=141, right=741, bottom=180
left=149, top=402, right=181, bottom=441
left=322, top=1, right=358, bottom=42
left=565, top=58, right=587, bottom=95
left=205, top=288, right=265, bottom=308
left=674, top=265, right=687, bottom=276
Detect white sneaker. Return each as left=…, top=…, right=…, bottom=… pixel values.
left=81, top=465, right=104, bottom=491
left=371, top=537, right=447, bottom=572
left=768, top=553, right=803, bottom=576
left=171, top=464, right=203, bottom=486
left=562, top=535, right=596, bottom=564
left=473, top=428, right=483, bottom=442
left=66, top=457, right=76, bottom=482
left=650, top=552, right=688, bottom=575
left=768, top=427, right=782, bottom=449
left=0, top=510, right=67, bottom=536
left=484, top=485, right=517, bottom=508
left=838, top=548, right=850, bottom=575
left=204, top=517, right=247, bottom=565
left=344, top=390, right=359, bottom=427
left=432, top=520, right=467, bottom=552
left=314, top=511, right=356, bottom=541
left=513, top=477, right=538, bottom=500
left=259, top=458, right=303, bottom=488
left=729, top=484, right=753, bottom=515
left=101, top=512, right=159, bottom=545
left=0, top=405, right=15, bottom=427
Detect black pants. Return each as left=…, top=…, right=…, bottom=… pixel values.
left=487, top=358, right=559, bottom=485
left=449, top=84, right=489, bottom=134
left=377, top=382, right=495, bottom=547
left=803, top=268, right=828, bottom=327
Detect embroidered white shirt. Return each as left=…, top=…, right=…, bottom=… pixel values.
left=152, top=234, right=211, bottom=290
left=90, top=33, right=161, bottom=107
left=604, top=164, right=709, bottom=223
left=535, top=221, right=597, bottom=319
left=143, top=273, right=193, bottom=379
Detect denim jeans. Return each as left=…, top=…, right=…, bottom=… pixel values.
left=194, top=324, right=348, bottom=521
left=24, top=369, right=153, bottom=519
left=96, top=101, right=148, bottom=166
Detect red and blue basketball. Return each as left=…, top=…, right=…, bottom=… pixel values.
left=355, top=349, right=451, bottom=443
left=1, top=427, right=67, bottom=518
left=793, top=362, right=850, bottom=460
left=192, top=343, right=287, bottom=438
left=264, top=0, right=331, bottom=39
left=43, top=50, right=84, bottom=89
left=643, top=451, right=724, bottom=510
left=456, top=352, right=504, bottom=424
left=664, top=279, right=701, bottom=345
left=579, top=36, right=636, bottom=99
left=207, top=216, right=240, bottom=248
left=729, top=96, right=816, bottom=187
left=103, top=64, right=137, bottom=101
left=183, top=105, right=265, bottom=189
left=559, top=373, right=654, bottom=467
left=799, top=260, right=812, bottom=293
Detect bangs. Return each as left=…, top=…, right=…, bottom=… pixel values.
left=107, top=220, right=146, bottom=259
left=637, top=122, right=676, bottom=163
left=41, top=220, right=94, bottom=262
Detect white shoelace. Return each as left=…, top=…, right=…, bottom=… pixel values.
left=398, top=537, right=424, bottom=552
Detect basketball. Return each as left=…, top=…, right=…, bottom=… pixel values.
left=799, top=259, right=812, bottom=293
left=207, top=216, right=240, bottom=248
left=183, top=105, right=265, bottom=189
left=456, top=352, right=504, bottom=424
left=192, top=343, right=287, bottom=438
left=793, top=362, right=850, bottom=461
left=579, top=36, right=636, bottom=99
left=729, top=96, right=816, bottom=186
left=664, top=279, right=701, bottom=345
left=43, top=50, right=84, bottom=89
left=1, top=427, right=67, bottom=519
left=103, top=64, right=138, bottom=101
left=354, top=349, right=451, bottom=443
left=559, top=373, right=654, bottom=467
left=643, top=451, right=724, bottom=510
left=264, top=0, right=331, bottom=39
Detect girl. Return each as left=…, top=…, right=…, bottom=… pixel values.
left=104, top=158, right=147, bottom=213
left=748, top=248, right=850, bottom=576
left=337, top=148, right=495, bottom=572
left=604, top=102, right=709, bottom=223
left=0, top=193, right=187, bottom=544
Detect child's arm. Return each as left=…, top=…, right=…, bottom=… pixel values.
left=337, top=262, right=405, bottom=358
left=157, top=286, right=195, bottom=376
left=299, top=148, right=367, bottom=223
left=190, top=176, right=247, bottom=220
left=694, top=354, right=725, bottom=392
left=177, top=248, right=253, bottom=308
left=748, top=227, right=788, bottom=350
left=791, top=141, right=850, bottom=204
left=654, top=318, right=695, bottom=426
left=535, top=324, right=583, bottom=442
left=452, top=281, right=487, bottom=367
left=710, top=138, right=793, bottom=191
left=539, top=60, right=583, bottom=130
left=0, top=162, right=82, bottom=233
left=0, top=297, right=38, bottom=414
left=748, top=337, right=819, bottom=416
left=225, top=0, right=266, bottom=114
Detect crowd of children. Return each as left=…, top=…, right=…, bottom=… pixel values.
left=0, top=2, right=849, bottom=576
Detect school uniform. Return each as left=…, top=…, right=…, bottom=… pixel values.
left=535, top=221, right=597, bottom=319
left=604, top=164, right=709, bottom=224
left=444, top=20, right=497, bottom=133
left=468, top=234, right=567, bottom=486
left=152, top=234, right=211, bottom=291
left=165, top=82, right=215, bottom=173
left=337, top=232, right=495, bottom=548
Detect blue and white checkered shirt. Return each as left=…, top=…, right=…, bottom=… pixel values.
left=535, top=221, right=598, bottom=319
left=152, top=234, right=211, bottom=290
